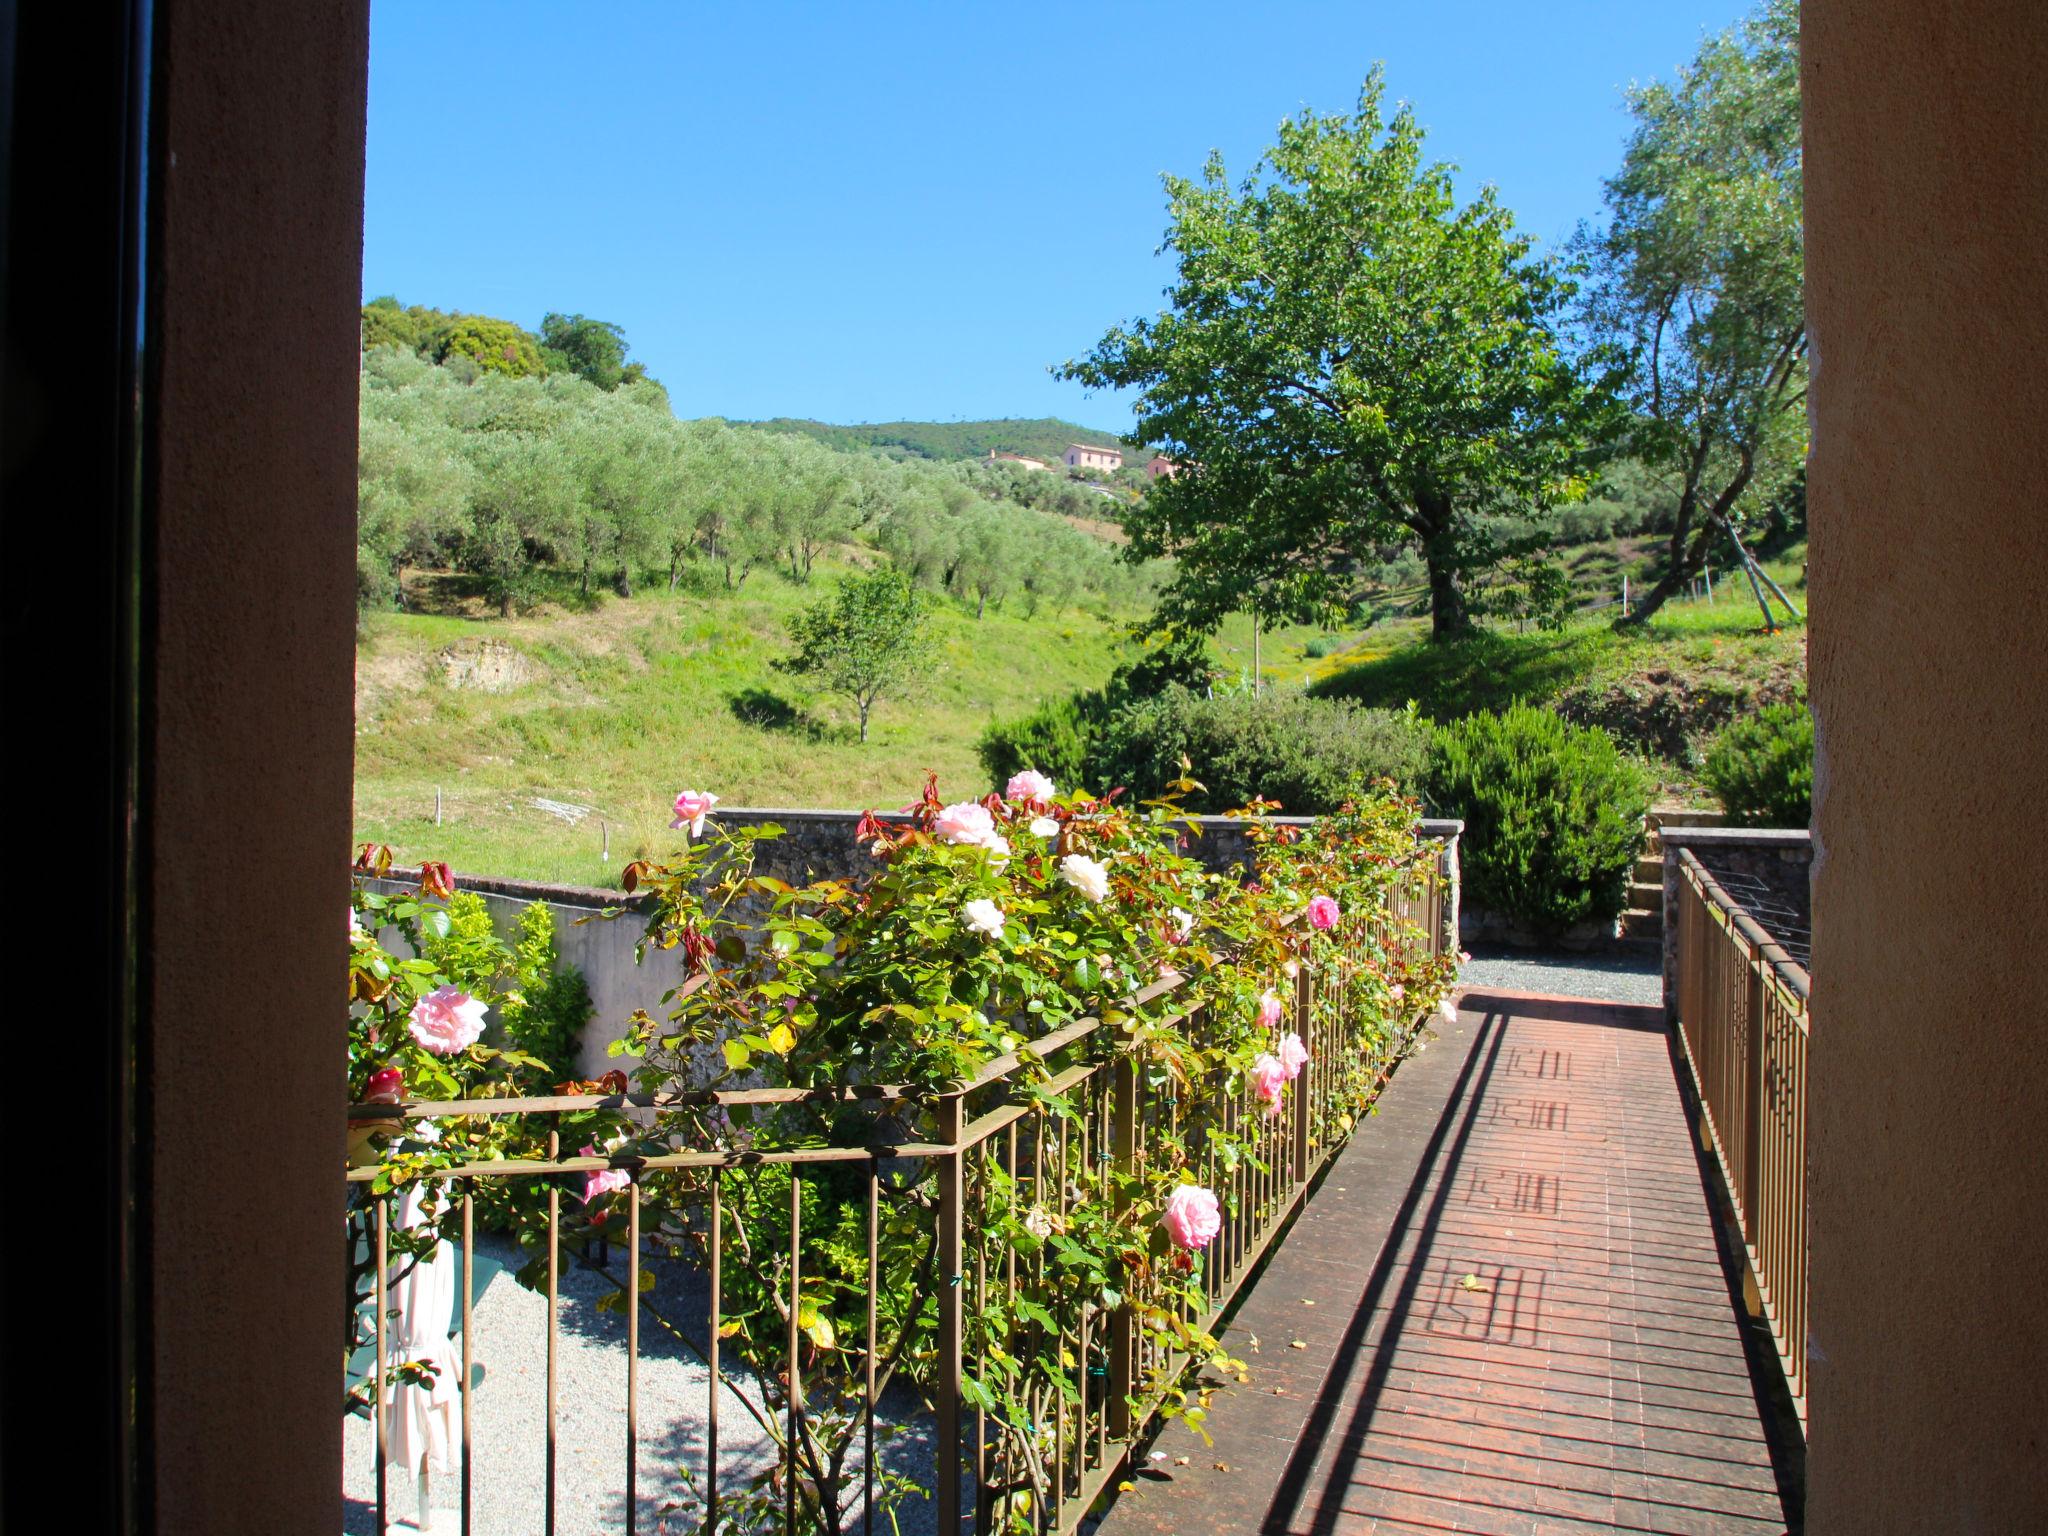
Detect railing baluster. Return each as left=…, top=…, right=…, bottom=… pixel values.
left=865, top=1160, right=878, bottom=1536
left=1107, top=1058, right=1137, bottom=1442
left=628, top=1177, right=640, bottom=1536
left=545, top=1130, right=558, bottom=1536
left=374, top=1195, right=389, bottom=1536
left=935, top=1092, right=965, bottom=1536
left=707, top=1173, right=721, bottom=1532
left=461, top=1184, right=474, bottom=1536
left=787, top=1166, right=802, bottom=1536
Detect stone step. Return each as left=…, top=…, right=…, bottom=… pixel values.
left=1630, top=879, right=1664, bottom=907
left=1620, top=906, right=1665, bottom=939
left=1636, top=856, right=1664, bottom=882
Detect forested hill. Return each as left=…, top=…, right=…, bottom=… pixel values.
left=741, top=417, right=1128, bottom=465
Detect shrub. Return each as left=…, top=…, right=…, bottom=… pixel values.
left=1302, top=635, right=1342, bottom=659
left=977, top=635, right=1214, bottom=792
left=1103, top=687, right=1428, bottom=813
left=1426, top=705, right=1648, bottom=934
left=977, top=692, right=1104, bottom=791
left=1701, top=703, right=1812, bottom=827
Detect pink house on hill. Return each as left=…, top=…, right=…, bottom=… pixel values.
left=1062, top=442, right=1124, bottom=471
left=1146, top=454, right=1181, bottom=479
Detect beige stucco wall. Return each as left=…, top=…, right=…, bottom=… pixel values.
left=146, top=3, right=370, bottom=1530
left=1805, top=3, right=2048, bottom=1529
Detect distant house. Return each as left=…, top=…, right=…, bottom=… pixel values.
left=1063, top=442, right=1124, bottom=471
left=1145, top=454, right=1181, bottom=480
left=986, top=449, right=1051, bottom=472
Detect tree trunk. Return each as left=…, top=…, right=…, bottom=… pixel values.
left=976, top=590, right=986, bottom=620
left=613, top=567, right=632, bottom=599
left=1413, top=493, right=1472, bottom=641
left=1422, top=540, right=1470, bottom=639
left=858, top=700, right=870, bottom=743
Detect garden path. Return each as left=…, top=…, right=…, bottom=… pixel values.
left=1096, top=989, right=1799, bottom=1535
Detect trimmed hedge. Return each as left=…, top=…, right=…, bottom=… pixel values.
left=1701, top=702, right=1813, bottom=828
left=1426, top=705, right=1648, bottom=935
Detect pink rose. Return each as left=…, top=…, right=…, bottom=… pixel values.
left=1258, top=989, right=1285, bottom=1029
left=1307, top=894, right=1340, bottom=930
left=932, top=800, right=996, bottom=846
left=1005, top=769, right=1055, bottom=802
left=670, top=789, right=720, bottom=837
left=1162, top=1183, right=1222, bottom=1250
left=363, top=1066, right=404, bottom=1104
left=580, top=1144, right=632, bottom=1204
left=1276, top=1032, right=1309, bottom=1080
left=407, top=985, right=487, bottom=1055
left=1389, top=983, right=1406, bottom=1001
left=1250, top=1052, right=1288, bottom=1114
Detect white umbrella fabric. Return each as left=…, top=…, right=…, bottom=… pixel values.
left=384, top=1179, right=460, bottom=1526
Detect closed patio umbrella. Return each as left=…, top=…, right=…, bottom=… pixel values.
left=384, top=1179, right=459, bottom=1530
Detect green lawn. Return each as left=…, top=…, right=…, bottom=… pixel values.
left=1305, top=557, right=1808, bottom=796
left=355, top=550, right=1807, bottom=884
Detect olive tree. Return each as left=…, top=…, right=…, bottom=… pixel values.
left=1574, top=0, right=1804, bottom=627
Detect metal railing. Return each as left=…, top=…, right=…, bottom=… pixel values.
left=346, top=842, right=1451, bottom=1536
left=1673, top=846, right=1809, bottom=1419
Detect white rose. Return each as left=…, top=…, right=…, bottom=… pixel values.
left=1024, top=1205, right=1054, bottom=1240
left=1059, top=853, right=1111, bottom=903
left=1029, top=816, right=1060, bottom=839
left=962, top=898, right=1006, bottom=940
left=1170, top=907, right=1195, bottom=941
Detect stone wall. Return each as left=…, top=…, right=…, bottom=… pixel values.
left=1659, top=827, right=1813, bottom=1021
left=366, top=809, right=1461, bottom=1079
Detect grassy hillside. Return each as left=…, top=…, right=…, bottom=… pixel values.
left=353, top=564, right=1344, bottom=887
left=740, top=416, right=1129, bottom=465
left=354, top=567, right=1127, bottom=887
left=1309, top=554, right=1809, bottom=793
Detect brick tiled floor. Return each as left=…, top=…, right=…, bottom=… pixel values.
left=1098, top=990, right=1796, bottom=1535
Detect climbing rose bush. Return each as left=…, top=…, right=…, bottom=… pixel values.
left=355, top=772, right=1457, bottom=1536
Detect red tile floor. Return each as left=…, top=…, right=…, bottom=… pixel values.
left=1098, top=990, right=1798, bottom=1535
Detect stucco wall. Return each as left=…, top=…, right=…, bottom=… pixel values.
left=1805, top=3, right=2048, bottom=1528
left=147, top=3, right=370, bottom=1531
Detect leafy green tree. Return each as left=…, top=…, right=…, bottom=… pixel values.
left=1575, top=0, right=1803, bottom=627
left=1062, top=70, right=1606, bottom=640
left=436, top=316, right=547, bottom=378
left=782, top=567, right=936, bottom=742
left=539, top=312, right=631, bottom=390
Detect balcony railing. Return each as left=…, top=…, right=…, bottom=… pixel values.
left=1672, top=845, right=1809, bottom=1420
left=346, top=840, right=1451, bottom=1536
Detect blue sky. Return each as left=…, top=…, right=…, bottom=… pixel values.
left=365, top=2, right=1747, bottom=433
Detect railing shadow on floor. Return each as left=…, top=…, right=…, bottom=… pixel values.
left=1260, top=1001, right=1513, bottom=1536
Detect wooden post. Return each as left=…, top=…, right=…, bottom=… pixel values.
left=434, top=785, right=442, bottom=826
left=934, top=1092, right=966, bottom=1535
left=1622, top=574, right=1630, bottom=616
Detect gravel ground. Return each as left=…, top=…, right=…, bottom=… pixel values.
left=343, top=1231, right=942, bottom=1536
left=1457, top=943, right=1664, bottom=1008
